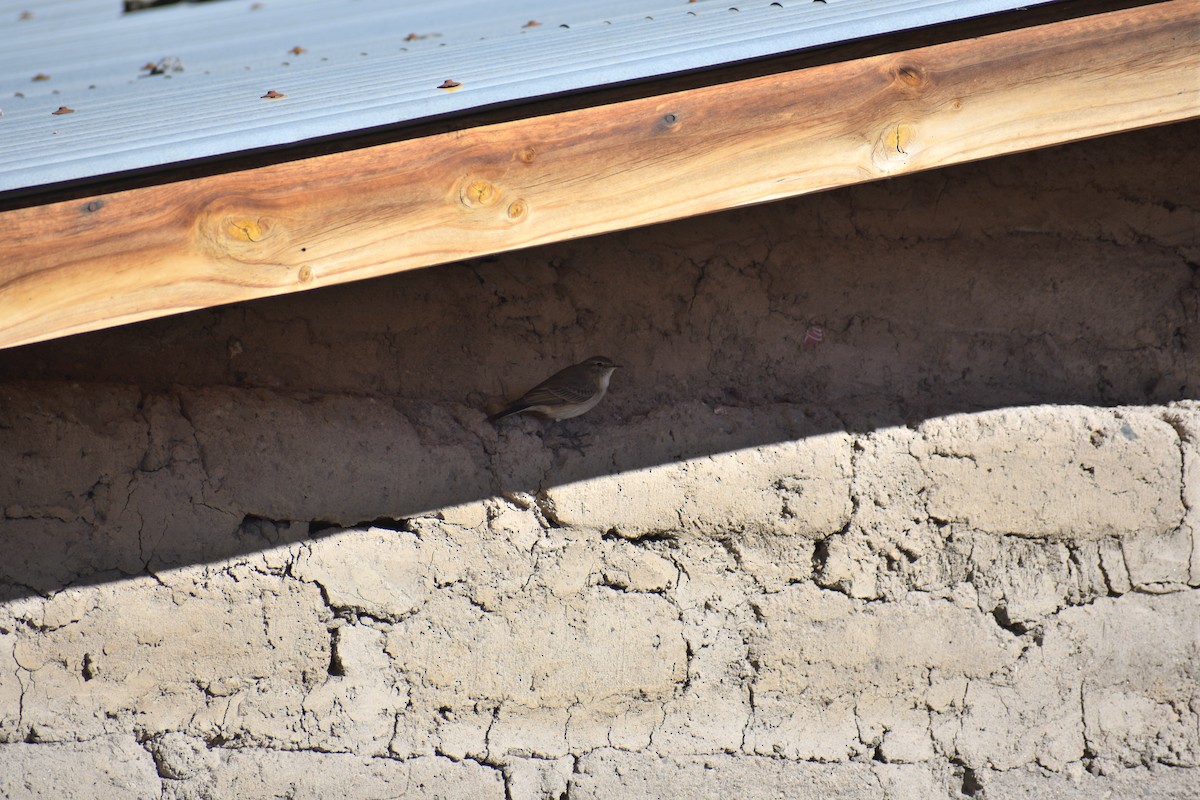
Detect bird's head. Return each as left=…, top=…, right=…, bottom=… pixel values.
left=582, top=356, right=620, bottom=374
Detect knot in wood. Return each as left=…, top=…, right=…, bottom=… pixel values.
left=892, top=64, right=929, bottom=95
left=871, top=122, right=918, bottom=174
left=506, top=199, right=528, bottom=221
left=226, top=217, right=268, bottom=242
left=461, top=179, right=500, bottom=208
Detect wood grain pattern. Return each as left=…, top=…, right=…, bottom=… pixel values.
left=1, top=1, right=1197, bottom=349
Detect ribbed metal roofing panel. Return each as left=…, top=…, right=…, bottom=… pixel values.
left=0, top=0, right=1062, bottom=194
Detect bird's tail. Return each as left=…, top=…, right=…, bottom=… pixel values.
left=486, top=404, right=528, bottom=424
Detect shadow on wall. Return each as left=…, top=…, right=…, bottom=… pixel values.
left=0, top=120, right=1196, bottom=602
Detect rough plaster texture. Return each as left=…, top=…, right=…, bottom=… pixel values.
left=0, top=119, right=1198, bottom=798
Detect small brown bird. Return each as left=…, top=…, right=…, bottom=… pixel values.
left=488, top=356, right=620, bottom=423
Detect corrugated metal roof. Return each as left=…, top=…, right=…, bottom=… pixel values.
left=0, top=0, right=1062, bottom=194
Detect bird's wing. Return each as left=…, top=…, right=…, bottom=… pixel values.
left=519, top=380, right=593, bottom=406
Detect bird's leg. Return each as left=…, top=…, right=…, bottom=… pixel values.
left=549, top=421, right=590, bottom=455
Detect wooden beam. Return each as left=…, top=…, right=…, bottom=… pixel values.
left=1, top=1, right=1197, bottom=349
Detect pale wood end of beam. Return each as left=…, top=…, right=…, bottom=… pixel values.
left=1, top=0, right=1198, bottom=348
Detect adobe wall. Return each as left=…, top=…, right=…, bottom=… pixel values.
left=0, top=119, right=1197, bottom=799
